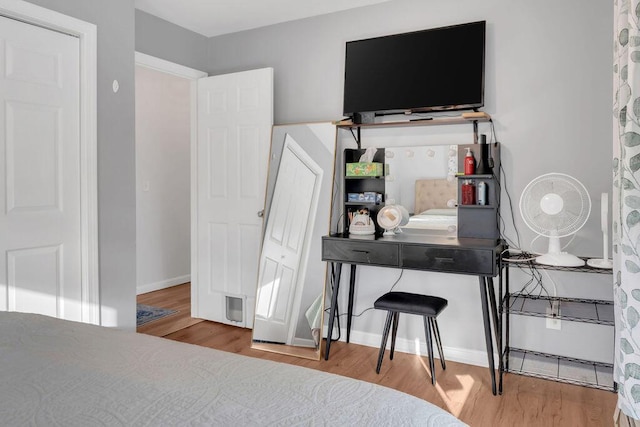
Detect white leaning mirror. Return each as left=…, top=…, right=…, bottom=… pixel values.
left=252, top=122, right=337, bottom=360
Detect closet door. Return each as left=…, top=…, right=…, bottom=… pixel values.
left=0, top=16, right=82, bottom=320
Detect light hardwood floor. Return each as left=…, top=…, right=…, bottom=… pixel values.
left=138, top=283, right=616, bottom=427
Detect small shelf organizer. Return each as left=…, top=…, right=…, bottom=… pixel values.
left=499, top=254, right=616, bottom=393
left=337, top=113, right=498, bottom=238
left=342, top=148, right=386, bottom=234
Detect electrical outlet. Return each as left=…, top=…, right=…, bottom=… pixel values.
left=546, top=301, right=561, bottom=330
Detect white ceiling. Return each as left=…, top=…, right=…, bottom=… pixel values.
left=134, top=0, right=394, bottom=37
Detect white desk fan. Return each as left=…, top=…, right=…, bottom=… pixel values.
left=519, top=173, right=591, bottom=267
left=377, top=205, right=409, bottom=236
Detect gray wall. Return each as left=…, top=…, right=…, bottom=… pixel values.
left=26, top=0, right=137, bottom=329
left=203, top=0, right=613, bottom=252
left=203, top=0, right=614, bottom=363
left=135, top=9, right=208, bottom=72
left=134, top=0, right=613, bottom=362
left=135, top=66, right=191, bottom=294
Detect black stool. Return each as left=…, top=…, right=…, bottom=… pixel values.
left=374, top=291, right=447, bottom=385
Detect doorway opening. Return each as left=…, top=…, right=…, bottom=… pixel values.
left=134, top=53, right=206, bottom=328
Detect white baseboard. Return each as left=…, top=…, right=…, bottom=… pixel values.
left=137, top=275, right=190, bottom=295
left=329, top=328, right=497, bottom=369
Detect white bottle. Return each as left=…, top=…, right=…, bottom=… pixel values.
left=477, top=181, right=487, bottom=205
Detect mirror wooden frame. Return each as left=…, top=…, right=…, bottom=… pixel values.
left=251, top=122, right=337, bottom=360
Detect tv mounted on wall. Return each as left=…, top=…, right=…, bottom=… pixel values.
left=343, top=21, right=486, bottom=119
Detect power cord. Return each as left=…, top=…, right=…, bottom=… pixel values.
left=332, top=170, right=342, bottom=233
left=325, top=269, right=405, bottom=340
left=502, top=249, right=553, bottom=306
left=487, top=119, right=521, bottom=250
left=498, top=162, right=522, bottom=250
left=335, top=213, right=344, bottom=235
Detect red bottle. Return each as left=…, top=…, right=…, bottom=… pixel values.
left=464, top=148, right=476, bottom=175
left=461, top=180, right=476, bottom=205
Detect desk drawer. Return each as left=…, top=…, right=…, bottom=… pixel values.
left=322, top=239, right=399, bottom=266
left=402, top=245, right=495, bottom=275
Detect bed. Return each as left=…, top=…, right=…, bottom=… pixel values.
left=402, top=179, right=458, bottom=232
left=0, top=312, right=465, bottom=426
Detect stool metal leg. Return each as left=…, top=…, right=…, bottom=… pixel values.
left=430, top=318, right=446, bottom=370
left=423, top=315, right=436, bottom=385
left=390, top=312, right=399, bottom=360
left=376, top=311, right=394, bottom=374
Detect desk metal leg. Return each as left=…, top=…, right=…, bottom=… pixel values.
left=479, top=276, right=497, bottom=395
left=500, top=261, right=511, bottom=394
left=486, top=277, right=503, bottom=395
left=325, top=262, right=342, bottom=361
left=487, top=277, right=501, bottom=362
left=505, top=265, right=510, bottom=371
left=347, top=264, right=357, bottom=343
left=498, top=264, right=504, bottom=395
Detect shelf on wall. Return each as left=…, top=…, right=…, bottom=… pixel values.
left=456, top=174, right=495, bottom=179
left=345, top=202, right=383, bottom=207
left=345, top=176, right=384, bottom=180
left=505, top=348, right=616, bottom=392
left=505, top=293, right=614, bottom=326
left=457, top=204, right=496, bottom=209
left=335, top=114, right=492, bottom=129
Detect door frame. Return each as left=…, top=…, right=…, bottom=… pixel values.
left=134, top=52, right=207, bottom=315
left=0, top=0, right=99, bottom=324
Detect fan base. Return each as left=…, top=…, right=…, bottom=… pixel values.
left=587, top=258, right=613, bottom=269
left=536, top=253, right=585, bottom=267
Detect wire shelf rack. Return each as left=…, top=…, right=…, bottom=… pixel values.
left=501, top=252, right=613, bottom=274
left=504, top=293, right=614, bottom=326
left=504, top=348, right=616, bottom=392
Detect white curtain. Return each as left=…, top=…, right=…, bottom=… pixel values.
left=613, top=0, right=640, bottom=419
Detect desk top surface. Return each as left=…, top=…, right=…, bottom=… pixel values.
left=323, top=233, right=503, bottom=276
left=324, top=233, right=504, bottom=251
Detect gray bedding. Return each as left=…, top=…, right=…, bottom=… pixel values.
left=0, top=312, right=465, bottom=426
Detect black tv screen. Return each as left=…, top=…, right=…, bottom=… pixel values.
left=343, top=21, right=486, bottom=116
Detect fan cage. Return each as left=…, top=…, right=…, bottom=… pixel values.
left=378, top=206, right=402, bottom=229
left=519, top=173, right=591, bottom=238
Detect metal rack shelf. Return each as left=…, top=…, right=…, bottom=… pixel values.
left=505, top=293, right=614, bottom=325
left=501, top=254, right=613, bottom=274
left=505, top=348, right=616, bottom=392
left=499, top=251, right=616, bottom=394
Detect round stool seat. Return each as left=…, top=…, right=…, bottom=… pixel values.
left=374, top=292, right=448, bottom=317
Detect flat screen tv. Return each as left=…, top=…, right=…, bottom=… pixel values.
left=343, top=21, right=486, bottom=117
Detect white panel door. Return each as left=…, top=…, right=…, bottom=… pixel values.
left=194, top=68, right=273, bottom=327
left=0, top=16, right=82, bottom=320
left=253, top=135, right=322, bottom=344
